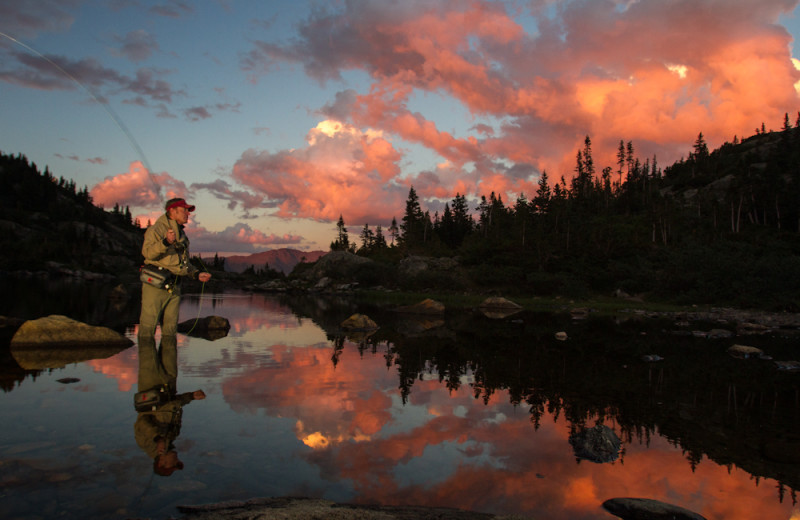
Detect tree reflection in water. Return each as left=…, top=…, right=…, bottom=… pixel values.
left=1, top=289, right=798, bottom=520
left=312, top=296, right=800, bottom=504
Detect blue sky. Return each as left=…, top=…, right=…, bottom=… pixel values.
left=2, top=0, right=800, bottom=253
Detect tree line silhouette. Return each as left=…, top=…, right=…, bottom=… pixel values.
left=332, top=115, right=800, bottom=309
left=0, top=150, right=143, bottom=272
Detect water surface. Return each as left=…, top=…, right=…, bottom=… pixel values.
left=1, top=288, right=798, bottom=519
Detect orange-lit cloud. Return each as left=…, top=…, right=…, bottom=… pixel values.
left=236, top=0, right=800, bottom=223
left=76, top=0, right=800, bottom=238
left=231, top=120, right=407, bottom=224
left=90, top=160, right=186, bottom=208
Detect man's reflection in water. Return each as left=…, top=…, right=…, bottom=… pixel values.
left=135, top=335, right=205, bottom=476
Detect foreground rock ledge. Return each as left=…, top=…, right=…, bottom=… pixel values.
left=175, top=497, right=528, bottom=520
left=602, top=497, right=707, bottom=520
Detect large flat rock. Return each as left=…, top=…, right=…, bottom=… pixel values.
left=9, top=315, right=133, bottom=369
left=602, top=498, right=706, bottom=520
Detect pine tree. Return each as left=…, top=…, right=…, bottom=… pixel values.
left=388, top=217, right=399, bottom=246
left=399, top=186, right=424, bottom=248
left=331, top=214, right=350, bottom=251
left=616, top=140, right=626, bottom=188
left=359, top=223, right=375, bottom=252
left=534, top=171, right=551, bottom=213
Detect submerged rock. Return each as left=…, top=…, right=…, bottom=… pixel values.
left=775, top=360, right=800, bottom=372
left=341, top=314, right=379, bottom=342
left=569, top=425, right=621, bottom=463
left=177, top=315, right=231, bottom=340
left=727, top=344, right=764, bottom=359
left=570, top=307, right=591, bottom=319
left=395, top=298, right=445, bottom=315
left=478, top=297, right=522, bottom=319
left=340, top=314, right=379, bottom=331
left=602, top=497, right=707, bottom=520
left=736, top=322, right=771, bottom=335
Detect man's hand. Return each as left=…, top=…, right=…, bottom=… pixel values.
left=165, top=229, right=176, bottom=244
left=192, top=390, right=206, bottom=400
left=198, top=272, right=211, bottom=283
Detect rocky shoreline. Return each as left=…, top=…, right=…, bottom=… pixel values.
left=167, top=495, right=709, bottom=520
left=173, top=497, right=522, bottom=519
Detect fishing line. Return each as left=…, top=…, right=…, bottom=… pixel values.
left=1, top=30, right=210, bottom=327
left=0, top=30, right=161, bottom=196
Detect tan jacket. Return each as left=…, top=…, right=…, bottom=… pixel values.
left=141, top=213, right=198, bottom=277
left=134, top=395, right=193, bottom=458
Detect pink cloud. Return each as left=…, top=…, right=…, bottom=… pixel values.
left=241, top=0, right=800, bottom=219
left=89, top=160, right=188, bottom=209
left=231, top=120, right=407, bottom=224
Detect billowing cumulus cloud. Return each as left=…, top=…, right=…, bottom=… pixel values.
left=4, top=0, right=800, bottom=245
left=90, top=160, right=186, bottom=208
left=240, top=0, right=800, bottom=219
left=231, top=120, right=406, bottom=224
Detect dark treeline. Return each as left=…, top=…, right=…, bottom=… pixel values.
left=334, top=117, right=800, bottom=309
left=0, top=151, right=144, bottom=272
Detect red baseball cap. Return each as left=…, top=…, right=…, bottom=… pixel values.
left=165, top=198, right=195, bottom=212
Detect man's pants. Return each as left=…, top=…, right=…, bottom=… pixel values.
left=137, top=334, right=178, bottom=392
left=138, top=283, right=181, bottom=339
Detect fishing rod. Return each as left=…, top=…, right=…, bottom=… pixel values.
left=1, top=30, right=211, bottom=330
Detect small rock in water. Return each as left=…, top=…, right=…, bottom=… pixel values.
left=727, top=344, right=764, bottom=359
left=775, top=360, right=800, bottom=372
left=56, top=378, right=80, bottom=384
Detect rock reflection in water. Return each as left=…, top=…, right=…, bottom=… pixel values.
left=0, top=291, right=798, bottom=520
left=308, top=297, right=800, bottom=502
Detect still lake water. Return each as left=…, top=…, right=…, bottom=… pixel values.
left=1, top=284, right=799, bottom=520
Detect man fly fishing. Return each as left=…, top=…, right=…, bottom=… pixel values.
left=138, top=197, right=211, bottom=339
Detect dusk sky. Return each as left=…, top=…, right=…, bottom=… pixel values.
left=2, top=0, right=800, bottom=254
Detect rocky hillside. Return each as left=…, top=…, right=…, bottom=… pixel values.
left=0, top=151, right=144, bottom=277
left=223, top=248, right=326, bottom=274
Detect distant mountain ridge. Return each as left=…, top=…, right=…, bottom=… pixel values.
left=221, top=248, right=326, bottom=274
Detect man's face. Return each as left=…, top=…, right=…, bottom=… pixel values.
left=169, top=206, right=190, bottom=225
